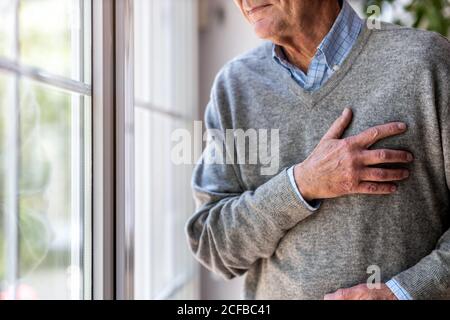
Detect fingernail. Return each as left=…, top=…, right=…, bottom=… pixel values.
left=343, top=108, right=350, bottom=116
left=404, top=170, right=410, bottom=178
left=407, top=153, right=414, bottom=161
left=398, top=123, right=407, bottom=130
left=391, top=185, right=398, bottom=192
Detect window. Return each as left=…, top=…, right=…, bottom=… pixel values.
left=0, top=0, right=201, bottom=300
left=0, top=0, right=92, bottom=299
left=133, top=0, right=200, bottom=299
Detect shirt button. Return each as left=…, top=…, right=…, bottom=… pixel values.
left=332, top=65, right=340, bottom=71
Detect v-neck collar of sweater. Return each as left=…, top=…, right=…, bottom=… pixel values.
left=269, top=21, right=374, bottom=107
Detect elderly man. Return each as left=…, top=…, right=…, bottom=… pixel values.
left=186, top=0, right=450, bottom=300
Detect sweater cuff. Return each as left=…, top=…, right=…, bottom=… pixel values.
left=287, top=166, right=322, bottom=212
left=252, top=168, right=316, bottom=231
left=391, top=258, right=450, bottom=300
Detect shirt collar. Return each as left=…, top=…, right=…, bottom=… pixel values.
left=272, top=0, right=363, bottom=70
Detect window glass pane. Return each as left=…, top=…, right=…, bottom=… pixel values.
left=134, top=0, right=199, bottom=300
left=0, top=71, right=14, bottom=295
left=0, top=0, right=16, bottom=59
left=16, top=78, right=91, bottom=299
left=134, top=0, right=198, bottom=119
left=0, top=0, right=91, bottom=300
left=0, top=73, right=91, bottom=300
left=20, top=0, right=91, bottom=84
left=134, top=109, right=197, bottom=300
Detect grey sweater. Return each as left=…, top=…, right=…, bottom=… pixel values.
left=186, top=22, right=450, bottom=300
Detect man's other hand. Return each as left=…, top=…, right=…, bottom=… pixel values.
left=324, top=283, right=398, bottom=300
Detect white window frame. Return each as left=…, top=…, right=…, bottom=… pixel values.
left=92, top=0, right=115, bottom=300
left=114, top=0, right=135, bottom=300
left=92, top=0, right=134, bottom=300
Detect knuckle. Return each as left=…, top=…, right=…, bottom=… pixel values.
left=340, top=180, right=354, bottom=193
left=386, top=184, right=396, bottom=193
left=343, top=153, right=358, bottom=167
left=374, top=169, right=386, bottom=179
left=367, top=183, right=378, bottom=193
left=370, top=128, right=380, bottom=139
left=378, top=150, right=388, bottom=161
left=341, top=138, right=352, bottom=150
left=344, top=168, right=358, bottom=181
left=349, top=157, right=359, bottom=169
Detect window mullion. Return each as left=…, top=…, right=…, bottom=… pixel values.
left=70, top=0, right=84, bottom=301
left=3, top=0, right=20, bottom=300
left=115, top=0, right=135, bottom=301
left=92, top=0, right=116, bottom=300
left=0, top=58, right=92, bottom=96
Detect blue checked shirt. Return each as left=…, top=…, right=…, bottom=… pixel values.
left=276, top=0, right=412, bottom=300
left=273, top=0, right=362, bottom=91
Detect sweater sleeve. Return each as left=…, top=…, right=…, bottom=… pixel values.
left=185, top=98, right=316, bottom=280
left=391, top=49, right=450, bottom=299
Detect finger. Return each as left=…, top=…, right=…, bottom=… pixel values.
left=360, top=149, right=414, bottom=165
left=356, top=182, right=398, bottom=195
left=324, top=289, right=349, bottom=300
left=360, top=168, right=410, bottom=182
left=322, top=108, right=353, bottom=141
left=352, top=122, right=407, bottom=148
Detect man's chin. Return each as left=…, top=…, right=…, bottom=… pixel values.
left=252, top=19, right=276, bottom=40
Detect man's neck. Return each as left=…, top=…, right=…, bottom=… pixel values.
left=280, top=1, right=341, bottom=73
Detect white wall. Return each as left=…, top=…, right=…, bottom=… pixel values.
left=198, top=0, right=261, bottom=300
left=199, top=0, right=261, bottom=115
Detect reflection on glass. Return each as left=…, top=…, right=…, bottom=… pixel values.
left=0, top=76, right=90, bottom=299
left=0, top=72, right=13, bottom=297
left=0, top=0, right=16, bottom=59
left=17, top=79, right=90, bottom=300
left=0, top=0, right=91, bottom=300
left=20, top=0, right=91, bottom=83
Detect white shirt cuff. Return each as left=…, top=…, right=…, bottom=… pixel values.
left=287, top=166, right=321, bottom=212
left=386, top=279, right=413, bottom=300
